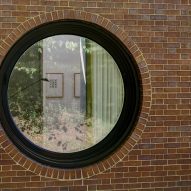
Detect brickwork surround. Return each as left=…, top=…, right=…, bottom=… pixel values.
left=0, top=1, right=190, bottom=191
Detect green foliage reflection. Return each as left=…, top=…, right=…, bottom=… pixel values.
left=8, top=41, right=43, bottom=134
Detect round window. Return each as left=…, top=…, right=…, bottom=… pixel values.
left=9, top=35, right=124, bottom=153
left=0, top=20, right=141, bottom=168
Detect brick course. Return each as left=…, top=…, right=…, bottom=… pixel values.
left=0, top=0, right=191, bottom=190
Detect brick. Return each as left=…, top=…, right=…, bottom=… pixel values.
left=26, top=182, right=45, bottom=188
left=0, top=1, right=190, bottom=190
left=12, top=176, right=30, bottom=182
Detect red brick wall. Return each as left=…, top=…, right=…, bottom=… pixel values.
left=0, top=1, right=191, bottom=190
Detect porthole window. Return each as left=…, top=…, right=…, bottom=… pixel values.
left=0, top=20, right=141, bottom=168
left=9, top=35, right=124, bottom=153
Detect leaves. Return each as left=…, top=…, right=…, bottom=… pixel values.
left=65, top=40, right=78, bottom=51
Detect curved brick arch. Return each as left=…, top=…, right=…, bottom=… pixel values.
left=0, top=10, right=152, bottom=180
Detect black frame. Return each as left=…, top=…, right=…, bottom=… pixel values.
left=0, top=20, right=141, bottom=168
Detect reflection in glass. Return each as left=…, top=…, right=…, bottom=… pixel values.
left=8, top=35, right=124, bottom=153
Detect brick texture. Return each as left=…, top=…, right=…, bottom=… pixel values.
left=0, top=0, right=191, bottom=190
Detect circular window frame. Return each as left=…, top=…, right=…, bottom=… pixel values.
left=0, top=20, right=141, bottom=169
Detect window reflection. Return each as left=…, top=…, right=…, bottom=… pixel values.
left=8, top=35, right=124, bottom=153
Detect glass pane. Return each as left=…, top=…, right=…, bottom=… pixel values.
left=8, top=35, right=124, bottom=153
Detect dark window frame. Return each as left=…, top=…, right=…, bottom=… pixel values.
left=0, top=20, right=141, bottom=168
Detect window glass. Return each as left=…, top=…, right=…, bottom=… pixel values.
left=8, top=35, right=124, bottom=153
